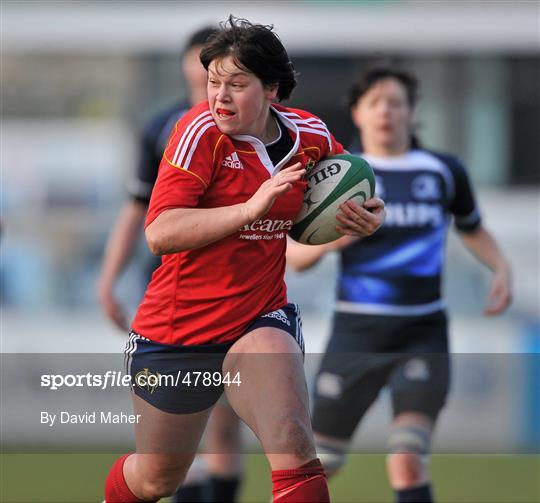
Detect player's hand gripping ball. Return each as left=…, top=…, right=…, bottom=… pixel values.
left=290, top=154, right=375, bottom=245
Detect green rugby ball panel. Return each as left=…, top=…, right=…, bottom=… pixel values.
left=290, top=154, right=375, bottom=245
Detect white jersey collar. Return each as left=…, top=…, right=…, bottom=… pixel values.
left=231, top=105, right=300, bottom=176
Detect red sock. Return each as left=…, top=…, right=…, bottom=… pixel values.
left=271, top=458, right=330, bottom=502
left=105, top=454, right=154, bottom=503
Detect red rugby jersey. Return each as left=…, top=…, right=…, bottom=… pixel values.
left=131, top=102, right=344, bottom=345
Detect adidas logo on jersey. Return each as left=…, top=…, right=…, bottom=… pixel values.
left=221, top=152, right=244, bottom=169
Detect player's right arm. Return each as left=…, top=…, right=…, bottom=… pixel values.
left=146, top=162, right=305, bottom=254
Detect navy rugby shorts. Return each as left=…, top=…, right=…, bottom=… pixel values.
left=125, top=303, right=304, bottom=414
left=312, top=310, right=450, bottom=440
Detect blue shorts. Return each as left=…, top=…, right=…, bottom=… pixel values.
left=125, top=303, right=304, bottom=414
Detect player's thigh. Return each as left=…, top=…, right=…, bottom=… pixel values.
left=132, top=393, right=211, bottom=454
left=223, top=326, right=311, bottom=454
left=388, top=313, right=450, bottom=422
left=125, top=333, right=228, bottom=475
left=312, top=312, right=396, bottom=440
left=126, top=332, right=231, bottom=415
left=223, top=303, right=307, bottom=435
left=130, top=393, right=212, bottom=481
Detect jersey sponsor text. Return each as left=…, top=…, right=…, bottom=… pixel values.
left=384, top=202, right=444, bottom=228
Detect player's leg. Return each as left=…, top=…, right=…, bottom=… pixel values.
left=204, top=400, right=243, bottom=502
left=386, top=311, right=450, bottom=503
left=106, top=394, right=211, bottom=501
left=385, top=411, right=434, bottom=501
left=311, top=311, right=394, bottom=478
left=223, top=304, right=329, bottom=502
left=106, top=334, right=228, bottom=502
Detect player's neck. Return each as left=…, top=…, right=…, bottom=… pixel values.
left=257, top=109, right=280, bottom=144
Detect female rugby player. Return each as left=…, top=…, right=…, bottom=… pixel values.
left=104, top=17, right=385, bottom=502
left=287, top=67, right=512, bottom=503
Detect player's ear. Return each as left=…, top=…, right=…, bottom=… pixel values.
left=265, top=83, right=279, bottom=100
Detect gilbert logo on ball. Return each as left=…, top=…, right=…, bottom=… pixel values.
left=290, top=154, right=375, bottom=245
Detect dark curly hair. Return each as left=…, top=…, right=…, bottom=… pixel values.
left=348, top=66, right=419, bottom=108
left=200, top=15, right=297, bottom=101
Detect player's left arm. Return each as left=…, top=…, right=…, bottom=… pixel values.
left=458, top=226, right=512, bottom=315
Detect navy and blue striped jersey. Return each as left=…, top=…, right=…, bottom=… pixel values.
left=128, top=101, right=190, bottom=205
left=337, top=149, right=481, bottom=316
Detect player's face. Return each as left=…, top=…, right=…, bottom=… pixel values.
left=207, top=56, right=278, bottom=139
left=351, top=78, right=414, bottom=155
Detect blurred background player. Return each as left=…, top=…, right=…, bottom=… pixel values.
left=287, top=67, right=512, bottom=503
left=97, top=26, right=243, bottom=503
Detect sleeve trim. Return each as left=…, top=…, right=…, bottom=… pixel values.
left=163, top=159, right=209, bottom=188
left=213, top=134, right=226, bottom=164
left=455, top=207, right=481, bottom=225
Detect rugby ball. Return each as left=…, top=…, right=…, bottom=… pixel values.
left=289, top=154, right=375, bottom=245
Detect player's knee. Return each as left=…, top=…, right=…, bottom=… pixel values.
left=387, top=424, right=431, bottom=456
left=387, top=452, right=427, bottom=489
left=140, top=474, right=183, bottom=500
left=386, top=424, right=431, bottom=489
left=316, top=441, right=347, bottom=477
left=139, top=464, right=189, bottom=500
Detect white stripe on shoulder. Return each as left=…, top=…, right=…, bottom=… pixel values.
left=280, top=111, right=331, bottom=135
left=289, top=117, right=328, bottom=131
left=281, top=111, right=302, bottom=119
left=297, top=127, right=332, bottom=149
left=172, top=111, right=213, bottom=166
left=184, top=121, right=217, bottom=169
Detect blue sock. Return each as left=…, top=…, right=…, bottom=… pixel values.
left=396, top=484, right=433, bottom=503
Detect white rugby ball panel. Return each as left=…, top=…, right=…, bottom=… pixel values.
left=294, top=179, right=372, bottom=244
left=290, top=154, right=375, bottom=245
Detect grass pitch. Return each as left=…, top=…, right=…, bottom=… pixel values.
left=1, top=453, right=538, bottom=502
